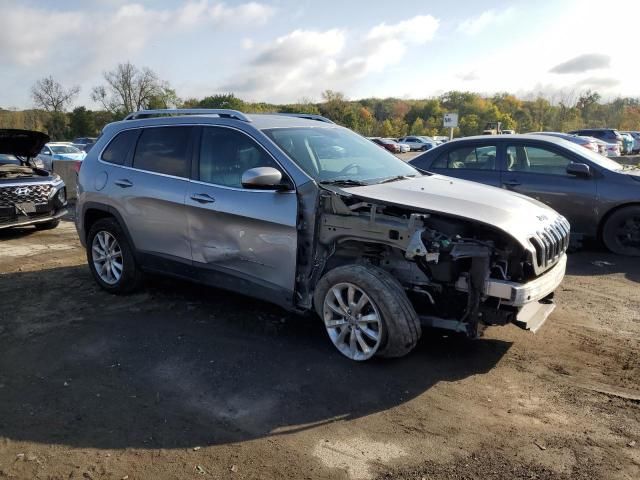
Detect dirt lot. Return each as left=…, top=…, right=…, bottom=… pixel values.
left=0, top=214, right=638, bottom=480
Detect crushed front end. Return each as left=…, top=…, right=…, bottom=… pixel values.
left=310, top=188, right=569, bottom=337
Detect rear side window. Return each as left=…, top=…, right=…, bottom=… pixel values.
left=432, top=145, right=497, bottom=170
left=133, top=127, right=192, bottom=177
left=101, top=129, right=138, bottom=165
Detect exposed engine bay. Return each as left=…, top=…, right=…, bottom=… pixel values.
left=0, top=164, right=48, bottom=180
left=301, top=188, right=569, bottom=337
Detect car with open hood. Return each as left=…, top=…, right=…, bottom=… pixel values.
left=76, top=109, right=569, bottom=361
left=0, top=129, right=68, bottom=231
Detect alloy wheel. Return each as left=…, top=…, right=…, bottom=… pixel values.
left=322, top=282, right=383, bottom=361
left=615, top=215, right=640, bottom=249
left=91, top=231, right=123, bottom=285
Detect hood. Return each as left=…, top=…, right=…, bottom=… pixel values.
left=0, top=129, right=49, bottom=157
left=341, top=174, right=564, bottom=248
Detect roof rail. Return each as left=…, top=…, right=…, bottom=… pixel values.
left=275, top=113, right=335, bottom=124
left=124, top=109, right=251, bottom=122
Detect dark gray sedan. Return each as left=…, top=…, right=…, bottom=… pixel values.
left=409, top=134, right=640, bottom=255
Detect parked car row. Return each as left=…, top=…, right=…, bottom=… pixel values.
left=368, top=136, right=443, bottom=153
left=567, top=128, right=635, bottom=156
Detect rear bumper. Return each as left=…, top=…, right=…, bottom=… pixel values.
left=456, top=254, right=567, bottom=307
left=0, top=208, right=67, bottom=230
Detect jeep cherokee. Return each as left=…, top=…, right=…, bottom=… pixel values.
left=76, top=109, right=569, bottom=361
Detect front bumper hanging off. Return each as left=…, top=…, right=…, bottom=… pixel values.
left=455, top=254, right=567, bottom=307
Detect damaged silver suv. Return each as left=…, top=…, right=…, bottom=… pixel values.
left=76, top=109, right=569, bottom=361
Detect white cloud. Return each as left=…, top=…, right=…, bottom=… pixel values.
left=0, top=1, right=275, bottom=69
left=457, top=8, right=515, bottom=36
left=221, top=15, right=439, bottom=102
left=179, top=0, right=275, bottom=27
left=0, top=7, right=84, bottom=66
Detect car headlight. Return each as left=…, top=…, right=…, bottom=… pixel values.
left=55, top=187, right=67, bottom=206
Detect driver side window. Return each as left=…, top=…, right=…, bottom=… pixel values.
left=506, top=145, right=571, bottom=175
left=199, top=127, right=279, bottom=188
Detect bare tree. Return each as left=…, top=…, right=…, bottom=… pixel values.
left=91, top=62, right=177, bottom=115
left=31, top=76, right=80, bottom=113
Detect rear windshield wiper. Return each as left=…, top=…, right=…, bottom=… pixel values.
left=319, top=179, right=368, bottom=187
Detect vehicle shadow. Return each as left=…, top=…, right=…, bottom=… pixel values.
left=0, top=225, right=41, bottom=240
left=0, top=265, right=511, bottom=450
left=566, top=247, right=640, bottom=283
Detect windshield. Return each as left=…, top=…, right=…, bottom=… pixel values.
left=264, top=127, right=419, bottom=184
left=556, top=138, right=623, bottom=171
left=0, top=153, right=20, bottom=165
left=50, top=145, right=81, bottom=154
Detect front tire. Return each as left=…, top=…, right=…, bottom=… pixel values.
left=314, top=264, right=421, bottom=361
left=87, top=217, right=143, bottom=293
left=602, top=206, right=640, bottom=256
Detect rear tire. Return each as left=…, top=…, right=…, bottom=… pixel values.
left=87, top=217, right=143, bottom=293
left=35, top=219, right=60, bottom=230
left=602, top=206, right=640, bottom=256
left=314, top=264, right=421, bottom=360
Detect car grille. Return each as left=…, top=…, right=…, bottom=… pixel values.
left=0, top=184, right=53, bottom=207
left=529, top=217, right=571, bottom=274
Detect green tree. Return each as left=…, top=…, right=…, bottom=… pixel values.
left=197, top=93, right=246, bottom=110
left=44, top=112, right=67, bottom=141
left=409, top=117, right=425, bottom=135
left=68, top=106, right=96, bottom=138
left=319, top=90, right=349, bottom=123
left=380, top=119, right=394, bottom=137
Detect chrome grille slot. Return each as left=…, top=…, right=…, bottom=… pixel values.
left=529, top=217, right=571, bottom=275
left=0, top=184, right=53, bottom=207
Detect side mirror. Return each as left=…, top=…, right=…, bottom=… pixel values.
left=241, top=167, right=290, bottom=191
left=566, top=162, right=591, bottom=177
left=42, top=150, right=51, bottom=155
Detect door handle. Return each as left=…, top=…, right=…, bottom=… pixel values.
left=503, top=180, right=521, bottom=187
left=114, top=179, right=133, bottom=188
left=190, top=193, right=216, bottom=204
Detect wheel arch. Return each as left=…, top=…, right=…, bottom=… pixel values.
left=597, top=202, right=640, bottom=241
left=82, top=202, right=137, bottom=253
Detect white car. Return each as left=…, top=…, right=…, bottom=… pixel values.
left=37, top=143, right=86, bottom=171
left=397, top=136, right=438, bottom=151
left=591, top=139, right=621, bottom=157
left=386, top=139, right=410, bottom=153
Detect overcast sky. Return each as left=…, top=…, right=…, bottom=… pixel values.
left=0, top=0, right=637, bottom=109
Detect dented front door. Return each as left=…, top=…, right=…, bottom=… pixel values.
left=186, top=126, right=298, bottom=301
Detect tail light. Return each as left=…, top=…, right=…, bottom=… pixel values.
left=73, top=160, right=82, bottom=174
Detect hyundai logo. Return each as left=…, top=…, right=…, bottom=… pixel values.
left=15, top=187, right=32, bottom=195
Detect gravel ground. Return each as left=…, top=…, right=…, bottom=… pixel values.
left=0, top=216, right=638, bottom=480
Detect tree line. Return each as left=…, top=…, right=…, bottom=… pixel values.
left=2, top=62, right=640, bottom=141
